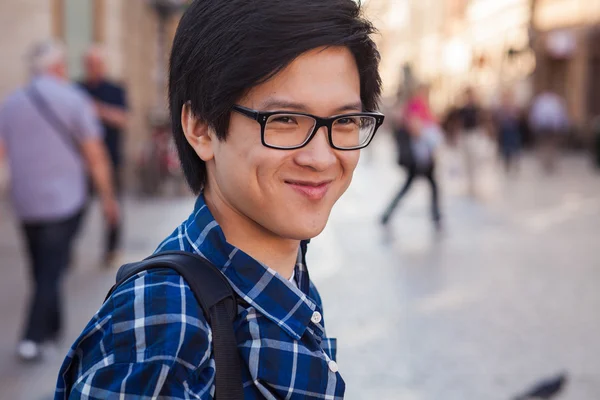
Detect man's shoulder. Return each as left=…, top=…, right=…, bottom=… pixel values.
left=70, top=84, right=95, bottom=103
left=109, top=266, right=212, bottom=327
left=98, top=79, right=126, bottom=96
left=99, top=268, right=212, bottom=366
left=99, top=80, right=127, bottom=108
left=78, top=79, right=126, bottom=100
left=57, top=268, right=215, bottom=398
left=37, top=78, right=94, bottom=109
left=0, top=88, right=26, bottom=116
left=155, top=223, right=193, bottom=253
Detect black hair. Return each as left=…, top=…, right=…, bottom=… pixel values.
left=169, top=0, right=382, bottom=193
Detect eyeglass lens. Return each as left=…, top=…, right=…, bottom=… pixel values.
left=264, top=114, right=376, bottom=149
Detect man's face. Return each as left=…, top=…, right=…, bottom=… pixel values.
left=52, top=60, right=68, bottom=80
left=206, top=46, right=362, bottom=240
left=84, top=53, right=105, bottom=81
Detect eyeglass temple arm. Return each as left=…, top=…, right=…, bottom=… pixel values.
left=232, top=105, right=260, bottom=120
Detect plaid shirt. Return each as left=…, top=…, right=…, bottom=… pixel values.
left=55, top=195, right=343, bottom=399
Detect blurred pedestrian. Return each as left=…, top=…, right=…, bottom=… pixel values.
left=79, top=45, right=129, bottom=268
left=494, top=89, right=522, bottom=174
left=458, top=87, right=488, bottom=197
left=0, top=40, right=118, bottom=362
left=441, top=105, right=462, bottom=147
left=381, top=85, right=443, bottom=230
left=529, top=90, right=569, bottom=173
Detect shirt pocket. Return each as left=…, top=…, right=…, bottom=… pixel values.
left=321, top=337, right=337, bottom=361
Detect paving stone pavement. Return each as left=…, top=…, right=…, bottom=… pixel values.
left=0, top=133, right=598, bottom=399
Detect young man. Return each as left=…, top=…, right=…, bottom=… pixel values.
left=55, top=0, right=383, bottom=398
left=79, top=46, right=129, bottom=268
left=0, top=40, right=118, bottom=362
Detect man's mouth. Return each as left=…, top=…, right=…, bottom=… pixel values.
left=285, top=179, right=333, bottom=201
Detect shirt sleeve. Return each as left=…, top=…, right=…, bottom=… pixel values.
left=67, top=361, right=214, bottom=400
left=73, top=91, right=103, bottom=142
left=56, top=269, right=216, bottom=400
left=115, top=85, right=128, bottom=111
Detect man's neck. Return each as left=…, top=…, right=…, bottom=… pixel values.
left=203, top=189, right=299, bottom=280
left=85, top=77, right=103, bottom=87
left=39, top=71, right=65, bottom=82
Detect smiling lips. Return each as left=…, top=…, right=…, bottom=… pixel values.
left=285, top=179, right=333, bottom=201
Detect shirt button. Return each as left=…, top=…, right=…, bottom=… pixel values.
left=328, top=360, right=339, bottom=373
left=311, top=311, right=322, bottom=324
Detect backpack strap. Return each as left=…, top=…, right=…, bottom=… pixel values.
left=105, top=251, right=244, bottom=400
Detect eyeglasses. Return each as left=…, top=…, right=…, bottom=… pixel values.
left=232, top=105, right=385, bottom=150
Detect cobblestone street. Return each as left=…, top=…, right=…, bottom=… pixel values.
left=0, top=135, right=599, bottom=399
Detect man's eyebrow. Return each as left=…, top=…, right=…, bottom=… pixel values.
left=259, top=99, right=310, bottom=112
left=258, top=99, right=364, bottom=114
left=333, top=102, right=364, bottom=114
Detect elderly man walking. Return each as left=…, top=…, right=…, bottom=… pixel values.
left=0, top=40, right=118, bottom=362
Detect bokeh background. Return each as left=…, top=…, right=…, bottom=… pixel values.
left=0, top=0, right=599, bottom=399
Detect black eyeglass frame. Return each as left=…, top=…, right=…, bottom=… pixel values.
left=232, top=104, right=385, bottom=150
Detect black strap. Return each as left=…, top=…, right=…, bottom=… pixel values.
left=105, top=251, right=244, bottom=400
left=26, top=84, right=82, bottom=160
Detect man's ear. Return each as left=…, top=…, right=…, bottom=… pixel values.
left=181, top=102, right=214, bottom=162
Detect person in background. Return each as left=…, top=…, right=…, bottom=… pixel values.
left=441, top=105, right=462, bottom=147
left=458, top=87, right=487, bottom=196
left=79, top=45, right=129, bottom=268
left=381, top=85, right=443, bottom=230
left=494, top=89, right=522, bottom=174
left=0, top=40, right=118, bottom=362
left=528, top=90, right=569, bottom=173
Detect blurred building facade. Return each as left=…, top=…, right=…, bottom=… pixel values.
left=364, top=0, right=536, bottom=116
left=532, top=0, right=600, bottom=141
left=366, top=0, right=600, bottom=142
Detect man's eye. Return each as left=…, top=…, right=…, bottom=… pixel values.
left=336, top=117, right=359, bottom=125
left=271, top=116, right=297, bottom=124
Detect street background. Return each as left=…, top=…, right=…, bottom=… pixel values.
left=0, top=134, right=599, bottom=399
left=2, top=0, right=600, bottom=399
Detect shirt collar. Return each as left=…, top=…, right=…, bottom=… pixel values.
left=183, top=195, right=317, bottom=340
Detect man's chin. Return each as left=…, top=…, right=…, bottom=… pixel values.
left=264, top=201, right=334, bottom=240
left=283, top=219, right=329, bottom=241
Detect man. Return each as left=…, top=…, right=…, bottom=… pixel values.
left=0, top=40, right=118, bottom=362
left=529, top=90, right=569, bottom=173
left=493, top=89, right=522, bottom=175
left=79, top=46, right=129, bottom=267
left=55, top=0, right=383, bottom=398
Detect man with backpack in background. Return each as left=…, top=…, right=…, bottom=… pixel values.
left=0, top=40, right=118, bottom=362
left=55, top=0, right=384, bottom=398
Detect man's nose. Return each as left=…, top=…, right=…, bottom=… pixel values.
left=295, top=127, right=337, bottom=171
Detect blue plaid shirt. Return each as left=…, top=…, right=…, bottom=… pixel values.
left=55, top=195, right=343, bottom=399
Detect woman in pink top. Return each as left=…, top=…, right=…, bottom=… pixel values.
left=381, top=85, right=443, bottom=230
